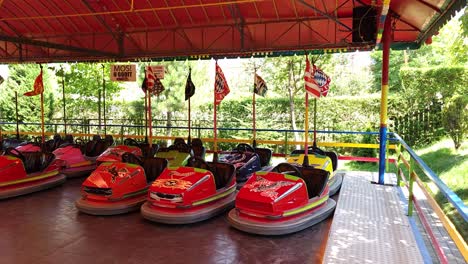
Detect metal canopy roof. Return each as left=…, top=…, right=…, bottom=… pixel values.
left=0, top=0, right=464, bottom=63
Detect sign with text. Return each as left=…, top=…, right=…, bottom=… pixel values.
left=149, top=65, right=165, bottom=79
left=111, top=64, right=137, bottom=82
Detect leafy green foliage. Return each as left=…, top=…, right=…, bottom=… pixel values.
left=326, top=53, right=373, bottom=96
left=370, top=50, right=406, bottom=92
left=399, top=66, right=468, bottom=107
left=53, top=63, right=123, bottom=122
left=370, top=12, right=467, bottom=92
left=352, top=126, right=377, bottom=160
left=396, top=66, right=467, bottom=146
left=0, top=64, right=54, bottom=134
left=461, top=8, right=468, bottom=37
left=442, top=94, right=467, bottom=149
left=197, top=94, right=385, bottom=154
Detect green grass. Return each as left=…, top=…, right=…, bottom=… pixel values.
left=340, top=138, right=467, bottom=242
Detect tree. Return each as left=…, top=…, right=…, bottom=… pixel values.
left=139, top=61, right=209, bottom=139
left=254, top=55, right=329, bottom=145
left=371, top=11, right=467, bottom=93
left=50, top=63, right=124, bottom=132
left=0, top=64, right=55, bottom=135
left=442, top=94, right=467, bottom=149
left=461, top=8, right=468, bottom=37
left=326, top=53, right=373, bottom=96
left=370, top=50, right=406, bottom=93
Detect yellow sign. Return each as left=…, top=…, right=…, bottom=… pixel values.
left=110, top=64, right=136, bottom=82
left=149, top=65, right=165, bottom=79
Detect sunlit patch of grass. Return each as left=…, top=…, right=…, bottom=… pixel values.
left=414, top=139, right=467, bottom=241
left=340, top=160, right=379, bottom=172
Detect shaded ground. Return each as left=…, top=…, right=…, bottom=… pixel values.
left=0, top=178, right=333, bottom=264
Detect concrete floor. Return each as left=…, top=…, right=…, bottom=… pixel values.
left=0, top=177, right=333, bottom=264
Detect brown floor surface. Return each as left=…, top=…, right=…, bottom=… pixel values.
left=0, top=178, right=333, bottom=264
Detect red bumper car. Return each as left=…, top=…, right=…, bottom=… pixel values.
left=219, top=143, right=272, bottom=188
left=75, top=153, right=167, bottom=215
left=141, top=157, right=236, bottom=224
left=53, top=136, right=112, bottom=178
left=0, top=148, right=66, bottom=199
left=227, top=163, right=336, bottom=235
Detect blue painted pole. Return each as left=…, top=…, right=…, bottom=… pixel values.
left=378, top=15, right=392, bottom=184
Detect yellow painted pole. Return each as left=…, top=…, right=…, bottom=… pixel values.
left=40, top=91, right=45, bottom=144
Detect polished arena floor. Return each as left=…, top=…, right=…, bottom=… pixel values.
left=1, top=178, right=334, bottom=264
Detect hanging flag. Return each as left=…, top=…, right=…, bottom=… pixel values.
left=24, top=68, right=44, bottom=96
left=152, top=76, right=165, bottom=96
left=214, top=62, right=230, bottom=105
left=254, top=73, right=267, bottom=97
left=185, top=69, right=195, bottom=100
left=304, top=56, right=321, bottom=98
left=141, top=76, right=148, bottom=93
left=313, top=65, right=331, bottom=97
left=146, top=66, right=155, bottom=92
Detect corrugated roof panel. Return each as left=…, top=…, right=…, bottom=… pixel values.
left=0, top=0, right=463, bottom=62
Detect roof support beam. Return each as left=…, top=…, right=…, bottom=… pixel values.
left=82, top=0, right=123, bottom=56
left=397, top=17, right=422, bottom=32
left=228, top=4, right=245, bottom=50
left=415, top=0, right=441, bottom=13
left=0, top=35, right=117, bottom=57
left=297, top=0, right=352, bottom=31
left=228, top=3, right=255, bottom=50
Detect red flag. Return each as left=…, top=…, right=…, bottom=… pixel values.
left=304, top=56, right=320, bottom=98
left=24, top=69, right=44, bottom=96
left=214, top=63, right=230, bottom=105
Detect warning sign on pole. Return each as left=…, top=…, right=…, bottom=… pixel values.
left=110, top=64, right=137, bottom=82
left=149, top=65, right=165, bottom=79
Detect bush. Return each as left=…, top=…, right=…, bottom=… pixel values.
left=400, top=66, right=468, bottom=107
left=442, top=94, right=467, bottom=149
left=352, top=126, right=377, bottom=161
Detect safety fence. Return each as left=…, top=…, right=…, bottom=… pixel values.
left=391, top=133, right=467, bottom=263
left=0, top=119, right=379, bottom=154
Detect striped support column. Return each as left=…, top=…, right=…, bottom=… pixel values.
left=378, top=12, right=392, bottom=184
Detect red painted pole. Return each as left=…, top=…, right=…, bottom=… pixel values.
left=40, top=91, right=45, bottom=144
left=252, top=85, right=256, bottom=147
left=148, top=89, right=152, bottom=148
left=213, top=86, right=218, bottom=162
left=188, top=96, right=191, bottom=144
left=144, top=89, right=148, bottom=143
left=40, top=65, right=45, bottom=144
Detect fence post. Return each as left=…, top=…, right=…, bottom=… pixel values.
left=385, top=139, right=390, bottom=171
left=284, top=131, right=288, bottom=156
left=120, top=125, right=124, bottom=144
left=408, top=156, right=415, bottom=216
left=395, top=143, right=401, bottom=186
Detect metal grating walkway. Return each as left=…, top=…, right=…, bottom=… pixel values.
left=323, top=171, right=425, bottom=264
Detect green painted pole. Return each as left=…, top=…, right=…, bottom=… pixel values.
left=408, top=157, right=415, bottom=216
left=396, top=144, right=401, bottom=187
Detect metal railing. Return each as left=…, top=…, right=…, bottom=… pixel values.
left=391, top=132, right=468, bottom=263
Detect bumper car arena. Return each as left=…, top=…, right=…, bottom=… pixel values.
left=0, top=1, right=466, bottom=263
